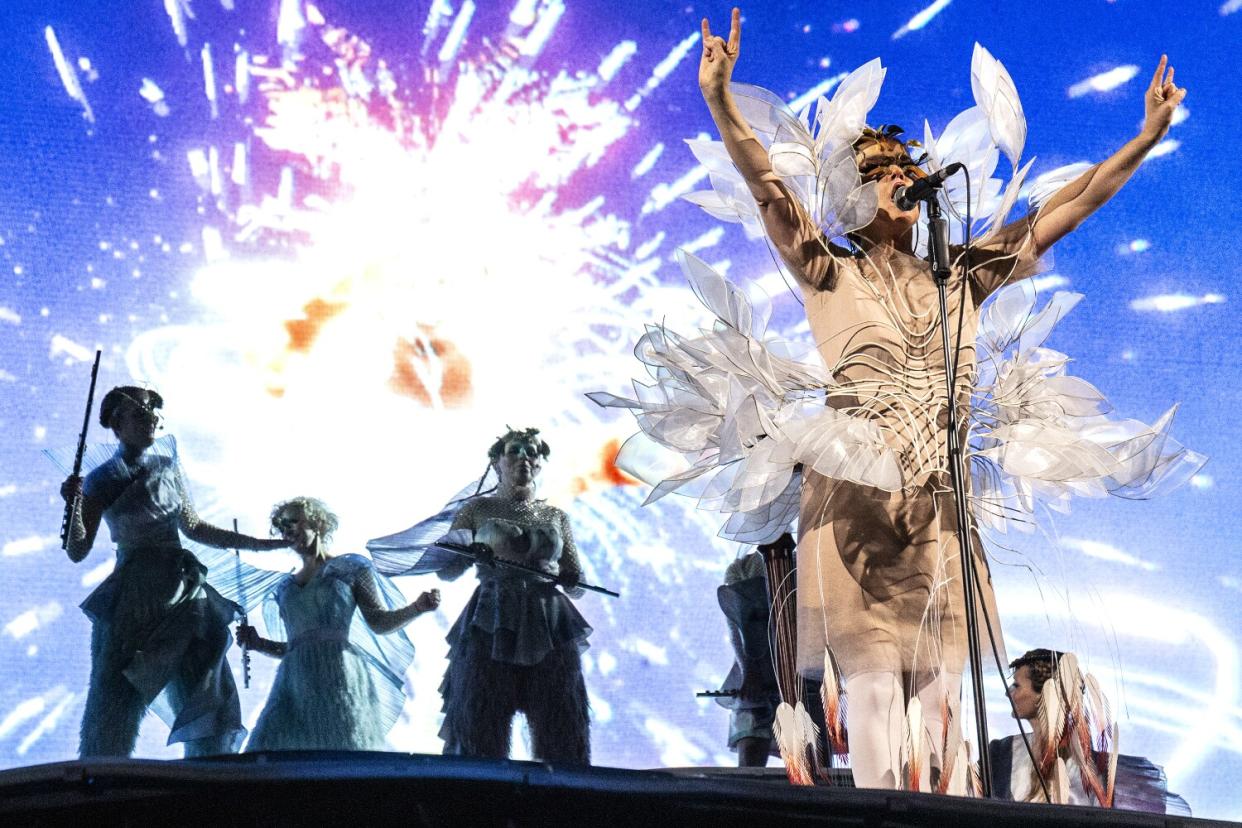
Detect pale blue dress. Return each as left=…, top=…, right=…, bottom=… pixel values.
left=246, top=555, right=415, bottom=751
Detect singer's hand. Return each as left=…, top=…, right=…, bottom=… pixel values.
left=1141, top=55, right=1186, bottom=143
left=699, top=8, right=741, bottom=101
left=60, top=476, right=83, bottom=504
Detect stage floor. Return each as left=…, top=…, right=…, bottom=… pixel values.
left=0, top=752, right=1233, bottom=827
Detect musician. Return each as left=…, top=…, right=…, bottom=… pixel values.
left=381, top=427, right=594, bottom=763
left=59, top=386, right=287, bottom=757
left=236, top=497, right=439, bottom=751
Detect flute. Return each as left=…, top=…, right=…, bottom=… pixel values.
left=233, top=518, right=251, bottom=689
left=61, top=350, right=102, bottom=551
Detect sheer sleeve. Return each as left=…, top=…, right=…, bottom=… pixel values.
left=256, top=585, right=289, bottom=658
left=556, top=509, right=585, bottom=599
left=435, top=499, right=478, bottom=582
left=174, top=463, right=273, bottom=551
left=333, top=556, right=416, bottom=735
left=367, top=484, right=483, bottom=578
left=353, top=562, right=423, bottom=634
left=64, top=457, right=129, bottom=561
left=63, top=490, right=104, bottom=563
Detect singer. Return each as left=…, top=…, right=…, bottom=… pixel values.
left=695, top=10, right=1192, bottom=791
left=593, top=7, right=1200, bottom=793
left=58, top=386, right=290, bottom=758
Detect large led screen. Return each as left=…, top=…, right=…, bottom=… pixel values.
left=0, top=1, right=1238, bottom=820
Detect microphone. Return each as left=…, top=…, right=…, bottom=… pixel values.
left=893, top=162, right=965, bottom=211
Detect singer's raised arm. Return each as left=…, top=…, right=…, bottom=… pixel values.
left=698, top=9, right=831, bottom=288
left=1028, top=55, right=1186, bottom=258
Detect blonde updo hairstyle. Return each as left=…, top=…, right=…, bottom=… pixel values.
left=270, top=496, right=339, bottom=553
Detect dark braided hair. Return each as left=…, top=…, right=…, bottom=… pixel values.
left=1009, top=648, right=1065, bottom=694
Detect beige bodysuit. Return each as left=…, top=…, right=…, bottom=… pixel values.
left=792, top=219, right=1041, bottom=678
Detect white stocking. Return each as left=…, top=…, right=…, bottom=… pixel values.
left=915, top=670, right=963, bottom=789
left=916, top=671, right=963, bottom=760
left=844, top=670, right=903, bottom=789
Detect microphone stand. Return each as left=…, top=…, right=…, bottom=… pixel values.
left=925, top=194, right=993, bottom=797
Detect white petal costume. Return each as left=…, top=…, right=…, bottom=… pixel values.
left=593, top=47, right=1203, bottom=699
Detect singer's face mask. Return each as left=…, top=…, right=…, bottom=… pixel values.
left=854, top=136, right=927, bottom=185
left=850, top=136, right=928, bottom=238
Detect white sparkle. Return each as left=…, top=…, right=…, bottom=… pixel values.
left=2, top=536, right=49, bottom=557
left=4, top=603, right=63, bottom=639
left=893, top=0, right=953, bottom=39
left=1061, top=537, right=1159, bottom=572
left=631, top=143, right=664, bottom=179
left=1067, top=65, right=1140, bottom=98
left=1130, top=292, right=1225, bottom=313
left=1030, top=273, right=1069, bottom=291
left=1144, top=139, right=1181, bottom=161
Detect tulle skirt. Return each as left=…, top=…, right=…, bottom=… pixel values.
left=247, top=637, right=387, bottom=752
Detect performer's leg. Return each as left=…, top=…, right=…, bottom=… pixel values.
left=843, top=670, right=903, bottom=789
left=177, top=667, right=242, bottom=758
left=79, top=624, right=145, bottom=758
left=165, top=601, right=242, bottom=757
left=915, top=670, right=962, bottom=766
left=523, top=644, right=590, bottom=764
left=736, top=736, right=770, bottom=768
left=446, top=633, right=518, bottom=759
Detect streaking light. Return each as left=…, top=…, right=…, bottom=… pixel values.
left=1130, top=292, right=1225, bottom=312
left=4, top=603, right=63, bottom=640
left=1144, top=138, right=1181, bottom=160
left=625, top=32, right=699, bottom=112
left=48, top=334, right=93, bottom=363
left=1030, top=273, right=1069, bottom=291
left=1067, top=65, right=1139, bottom=98
left=1061, top=537, right=1159, bottom=572
left=163, top=0, right=190, bottom=49
left=438, top=1, right=477, bottom=64
left=631, top=143, right=664, bottom=179
left=1, top=536, right=48, bottom=558
left=893, top=0, right=953, bottom=40
left=0, top=697, right=45, bottom=740
left=598, top=41, right=637, bottom=84
left=139, top=79, right=170, bottom=117
left=16, top=691, right=75, bottom=756
left=790, top=72, right=847, bottom=113
left=44, top=27, right=95, bottom=124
